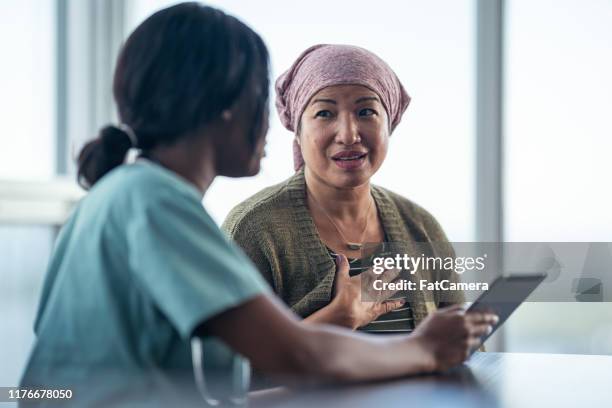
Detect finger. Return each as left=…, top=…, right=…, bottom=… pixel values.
left=336, top=254, right=349, bottom=279
left=334, top=254, right=351, bottom=287
left=379, top=287, right=401, bottom=301
left=368, top=268, right=401, bottom=302
left=374, top=272, right=403, bottom=298
left=466, top=311, right=499, bottom=323
left=376, top=299, right=406, bottom=316
left=365, top=265, right=401, bottom=278
left=380, top=267, right=401, bottom=282
left=364, top=273, right=401, bottom=301
left=366, top=286, right=393, bottom=302
left=362, top=266, right=401, bottom=286
left=483, top=313, right=499, bottom=325
left=465, top=311, right=485, bottom=323
left=469, top=323, right=493, bottom=338
left=371, top=279, right=401, bottom=300
left=467, top=336, right=483, bottom=350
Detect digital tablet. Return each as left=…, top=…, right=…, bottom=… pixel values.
left=467, top=273, right=547, bottom=353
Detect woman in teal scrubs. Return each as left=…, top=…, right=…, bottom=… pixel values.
left=19, top=3, right=496, bottom=407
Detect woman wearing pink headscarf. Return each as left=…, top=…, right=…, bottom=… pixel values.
left=223, top=44, right=464, bottom=333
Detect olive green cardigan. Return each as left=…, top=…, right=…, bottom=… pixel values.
left=222, top=169, right=464, bottom=325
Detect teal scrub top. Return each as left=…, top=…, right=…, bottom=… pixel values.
left=20, top=160, right=269, bottom=407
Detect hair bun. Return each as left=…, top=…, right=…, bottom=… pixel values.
left=76, top=125, right=133, bottom=189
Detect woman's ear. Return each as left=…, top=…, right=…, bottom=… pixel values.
left=295, top=135, right=301, bottom=146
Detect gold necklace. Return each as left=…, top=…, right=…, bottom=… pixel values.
left=308, top=188, right=374, bottom=251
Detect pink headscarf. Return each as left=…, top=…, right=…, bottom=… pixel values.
left=275, top=44, right=411, bottom=171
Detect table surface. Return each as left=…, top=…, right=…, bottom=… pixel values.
left=249, top=352, right=612, bottom=408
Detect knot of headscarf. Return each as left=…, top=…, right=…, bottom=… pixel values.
left=275, top=44, right=411, bottom=171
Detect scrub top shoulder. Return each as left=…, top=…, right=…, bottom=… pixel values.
left=20, top=160, right=269, bottom=406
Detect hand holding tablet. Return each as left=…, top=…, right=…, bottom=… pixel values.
left=466, top=273, right=547, bottom=354
left=412, top=305, right=499, bottom=372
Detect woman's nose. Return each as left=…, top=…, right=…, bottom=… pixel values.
left=335, top=115, right=361, bottom=145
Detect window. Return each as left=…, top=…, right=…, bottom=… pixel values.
left=0, top=0, right=59, bottom=386
left=0, top=0, right=56, bottom=180
left=504, top=0, right=612, bottom=354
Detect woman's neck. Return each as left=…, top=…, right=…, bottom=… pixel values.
left=147, top=136, right=217, bottom=197
left=304, top=167, right=372, bottom=220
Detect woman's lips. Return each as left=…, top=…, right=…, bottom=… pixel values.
left=331, top=152, right=367, bottom=170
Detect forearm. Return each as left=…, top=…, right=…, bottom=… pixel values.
left=205, top=295, right=434, bottom=386
left=294, top=323, right=434, bottom=383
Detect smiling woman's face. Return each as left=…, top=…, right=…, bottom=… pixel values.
left=298, top=84, right=390, bottom=189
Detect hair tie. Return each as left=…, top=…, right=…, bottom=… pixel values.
left=117, top=124, right=138, bottom=148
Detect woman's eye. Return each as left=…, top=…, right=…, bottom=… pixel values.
left=359, top=108, right=376, bottom=117
left=315, top=110, right=333, bottom=118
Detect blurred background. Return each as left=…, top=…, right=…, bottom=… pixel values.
left=1, top=0, right=611, bottom=389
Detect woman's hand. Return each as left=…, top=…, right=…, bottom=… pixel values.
left=410, top=305, right=498, bottom=372
left=327, top=254, right=405, bottom=330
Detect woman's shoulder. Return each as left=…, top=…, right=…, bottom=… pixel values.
left=222, top=175, right=296, bottom=237
left=372, top=184, right=448, bottom=241
left=372, top=185, right=432, bottom=221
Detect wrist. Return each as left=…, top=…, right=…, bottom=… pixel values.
left=407, top=334, right=437, bottom=373
left=328, top=297, right=358, bottom=330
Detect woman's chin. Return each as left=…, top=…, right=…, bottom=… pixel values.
left=218, top=159, right=262, bottom=178
left=330, top=171, right=371, bottom=188
left=245, top=161, right=262, bottom=177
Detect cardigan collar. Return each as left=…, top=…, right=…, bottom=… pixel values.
left=285, top=169, right=432, bottom=321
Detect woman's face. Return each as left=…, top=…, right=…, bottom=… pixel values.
left=299, top=84, right=389, bottom=188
